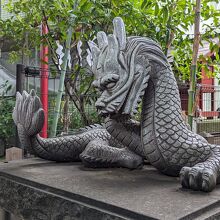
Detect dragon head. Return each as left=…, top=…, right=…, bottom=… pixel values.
left=89, top=17, right=167, bottom=117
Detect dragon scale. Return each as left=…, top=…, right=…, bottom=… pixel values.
left=141, top=68, right=213, bottom=175
left=30, top=129, right=112, bottom=162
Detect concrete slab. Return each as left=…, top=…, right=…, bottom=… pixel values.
left=0, top=158, right=220, bottom=220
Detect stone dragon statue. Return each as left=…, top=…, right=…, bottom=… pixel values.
left=13, top=17, right=220, bottom=192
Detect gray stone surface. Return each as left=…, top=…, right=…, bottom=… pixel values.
left=1, top=159, right=220, bottom=220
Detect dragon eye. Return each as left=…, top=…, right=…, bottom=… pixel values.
left=100, top=74, right=119, bottom=89
left=106, top=82, right=116, bottom=89
left=92, top=80, right=99, bottom=88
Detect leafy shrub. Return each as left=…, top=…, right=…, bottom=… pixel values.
left=0, top=97, right=16, bottom=146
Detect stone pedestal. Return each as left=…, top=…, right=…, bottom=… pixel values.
left=1, top=158, right=220, bottom=220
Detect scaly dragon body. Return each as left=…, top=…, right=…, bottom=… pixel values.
left=14, top=91, right=143, bottom=168
left=13, top=17, right=220, bottom=192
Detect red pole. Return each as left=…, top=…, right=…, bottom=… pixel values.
left=40, top=21, right=49, bottom=138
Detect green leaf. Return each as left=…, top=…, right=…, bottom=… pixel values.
left=154, top=3, right=159, bottom=16
left=141, top=0, right=148, bottom=9
left=112, top=0, right=118, bottom=7
left=162, top=7, right=169, bottom=24
left=216, top=52, right=219, bottom=61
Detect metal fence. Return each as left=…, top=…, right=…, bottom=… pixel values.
left=180, top=84, right=220, bottom=145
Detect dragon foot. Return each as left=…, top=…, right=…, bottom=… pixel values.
left=13, top=90, right=45, bottom=154
left=180, top=166, right=217, bottom=192
left=13, top=90, right=44, bottom=136
left=80, top=140, right=143, bottom=169
left=180, top=150, right=220, bottom=192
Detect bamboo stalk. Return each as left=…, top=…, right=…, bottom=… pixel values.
left=50, top=14, right=76, bottom=137
left=188, top=0, right=201, bottom=129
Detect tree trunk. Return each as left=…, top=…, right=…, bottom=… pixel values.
left=63, top=89, right=70, bottom=133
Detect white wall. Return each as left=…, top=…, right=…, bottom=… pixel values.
left=0, top=65, right=15, bottom=96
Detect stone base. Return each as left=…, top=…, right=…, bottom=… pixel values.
left=1, top=159, right=220, bottom=220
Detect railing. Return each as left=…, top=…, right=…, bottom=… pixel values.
left=180, top=84, right=220, bottom=144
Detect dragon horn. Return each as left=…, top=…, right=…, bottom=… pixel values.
left=88, top=40, right=100, bottom=74
left=113, top=17, right=126, bottom=50
left=104, top=34, right=119, bottom=70
left=97, top=31, right=108, bottom=50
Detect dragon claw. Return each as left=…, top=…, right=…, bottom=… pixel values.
left=180, top=166, right=217, bottom=192
left=13, top=90, right=45, bottom=136
left=180, top=167, right=190, bottom=189
left=201, top=171, right=216, bottom=192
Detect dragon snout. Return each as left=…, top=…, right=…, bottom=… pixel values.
left=95, top=99, right=108, bottom=116
left=95, top=100, right=105, bottom=109
left=95, top=99, right=119, bottom=117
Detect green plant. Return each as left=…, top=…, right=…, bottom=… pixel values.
left=1, top=0, right=219, bottom=78
left=0, top=81, right=16, bottom=146
left=0, top=97, right=16, bottom=146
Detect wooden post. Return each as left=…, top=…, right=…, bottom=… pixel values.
left=16, top=64, right=25, bottom=93
left=40, top=21, right=49, bottom=138
left=15, top=64, right=25, bottom=149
